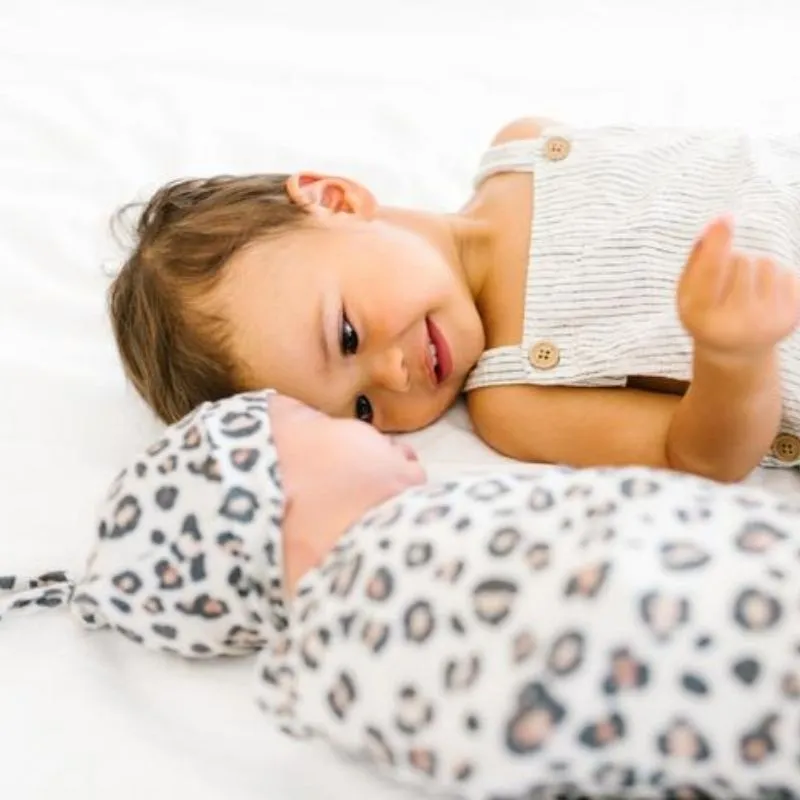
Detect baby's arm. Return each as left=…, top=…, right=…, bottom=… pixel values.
left=669, top=217, right=797, bottom=477
left=471, top=220, right=799, bottom=481
left=471, top=383, right=680, bottom=471
left=666, top=348, right=781, bottom=479
left=470, top=356, right=779, bottom=484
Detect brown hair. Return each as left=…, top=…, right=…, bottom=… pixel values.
left=108, top=175, right=308, bottom=423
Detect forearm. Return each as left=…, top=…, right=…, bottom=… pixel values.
left=666, top=349, right=782, bottom=481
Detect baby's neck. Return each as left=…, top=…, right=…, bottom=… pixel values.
left=377, top=205, right=492, bottom=301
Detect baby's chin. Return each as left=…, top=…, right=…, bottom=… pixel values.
left=402, top=461, right=427, bottom=488
left=379, top=384, right=462, bottom=435
left=394, top=444, right=427, bottom=486
left=378, top=462, right=427, bottom=504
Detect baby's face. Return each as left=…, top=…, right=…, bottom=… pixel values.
left=270, top=394, right=426, bottom=595
left=212, top=178, right=485, bottom=434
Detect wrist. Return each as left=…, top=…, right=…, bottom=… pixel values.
left=693, top=344, right=779, bottom=384
left=668, top=347, right=783, bottom=482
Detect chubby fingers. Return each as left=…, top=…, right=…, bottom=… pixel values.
left=680, top=216, right=735, bottom=308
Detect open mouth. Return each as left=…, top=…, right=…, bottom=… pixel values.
left=425, top=317, right=453, bottom=384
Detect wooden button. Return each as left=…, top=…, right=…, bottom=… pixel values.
left=544, top=136, right=571, bottom=161
left=529, top=341, right=560, bottom=370
left=772, top=433, right=800, bottom=463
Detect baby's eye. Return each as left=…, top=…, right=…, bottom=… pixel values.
left=355, top=395, right=373, bottom=424
left=340, top=312, right=359, bottom=356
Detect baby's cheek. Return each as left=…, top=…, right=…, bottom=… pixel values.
left=281, top=510, right=317, bottom=597
left=369, top=303, right=416, bottom=344
left=371, top=269, right=447, bottom=338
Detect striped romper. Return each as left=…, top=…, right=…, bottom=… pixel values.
left=463, top=126, right=800, bottom=469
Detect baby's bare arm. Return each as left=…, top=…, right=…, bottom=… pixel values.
left=470, top=383, right=675, bottom=470
left=669, top=218, right=799, bottom=478
left=468, top=374, right=777, bottom=483
left=471, top=132, right=796, bottom=481
left=667, top=350, right=781, bottom=480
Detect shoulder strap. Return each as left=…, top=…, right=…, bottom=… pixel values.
left=473, top=140, right=540, bottom=187
left=464, top=346, right=532, bottom=391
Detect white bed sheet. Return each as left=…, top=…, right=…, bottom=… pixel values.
left=2, top=1, right=800, bottom=797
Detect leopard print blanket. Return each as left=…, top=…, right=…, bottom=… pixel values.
left=3, top=389, right=800, bottom=799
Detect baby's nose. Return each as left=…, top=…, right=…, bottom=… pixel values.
left=389, top=437, right=419, bottom=462
left=369, top=346, right=410, bottom=393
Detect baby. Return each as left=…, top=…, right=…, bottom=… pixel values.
left=108, top=119, right=800, bottom=482
left=5, top=390, right=800, bottom=799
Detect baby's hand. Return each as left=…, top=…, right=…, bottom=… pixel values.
left=678, top=217, right=800, bottom=361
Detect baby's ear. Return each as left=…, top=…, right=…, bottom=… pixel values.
left=285, top=173, right=377, bottom=218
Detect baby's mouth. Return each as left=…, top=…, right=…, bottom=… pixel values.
left=425, top=317, right=453, bottom=384
left=427, top=337, right=440, bottom=380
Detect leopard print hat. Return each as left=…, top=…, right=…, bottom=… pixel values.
left=0, top=390, right=290, bottom=658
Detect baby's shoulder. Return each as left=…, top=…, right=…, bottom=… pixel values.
left=489, top=116, right=561, bottom=147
